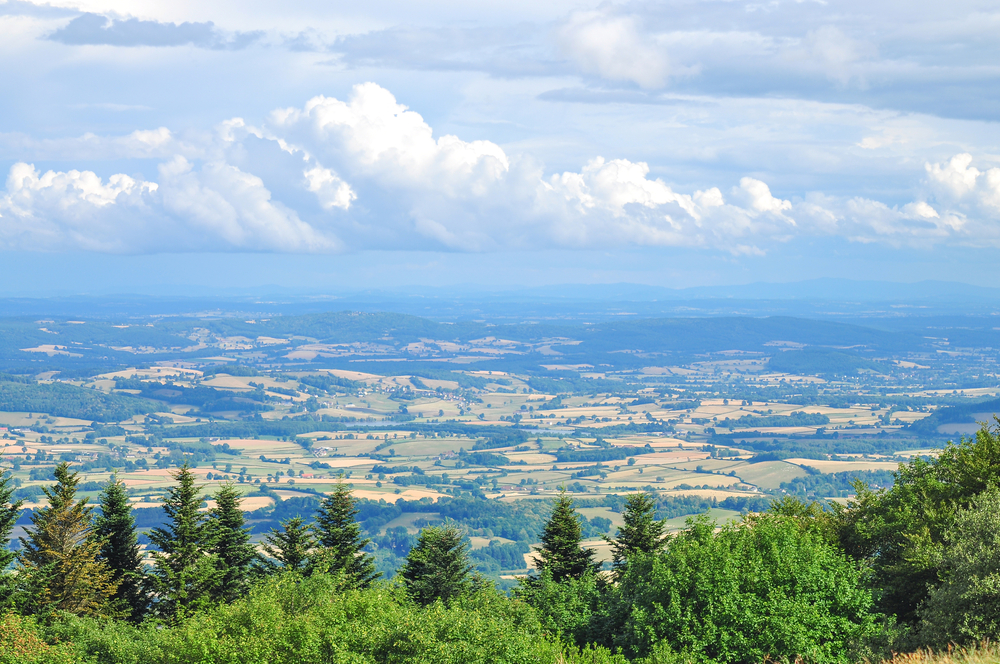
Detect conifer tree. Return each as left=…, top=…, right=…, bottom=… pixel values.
left=207, top=483, right=256, bottom=603
left=0, top=470, right=24, bottom=612
left=94, top=475, right=148, bottom=620
left=18, top=462, right=118, bottom=616
left=262, top=516, right=314, bottom=573
left=313, top=482, right=379, bottom=586
left=148, top=461, right=217, bottom=620
left=400, top=525, right=472, bottom=605
left=605, top=492, right=666, bottom=576
left=533, top=489, right=599, bottom=582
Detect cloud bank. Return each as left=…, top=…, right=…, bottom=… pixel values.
left=0, top=83, right=996, bottom=254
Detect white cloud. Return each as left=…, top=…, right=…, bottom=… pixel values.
left=4, top=83, right=1000, bottom=255
left=556, top=10, right=669, bottom=89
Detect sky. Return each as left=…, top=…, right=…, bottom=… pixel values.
left=1, top=0, right=1000, bottom=295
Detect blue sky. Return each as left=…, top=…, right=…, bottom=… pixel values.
left=1, top=0, right=999, bottom=294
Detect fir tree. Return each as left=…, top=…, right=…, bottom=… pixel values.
left=605, top=492, right=666, bottom=576
left=400, top=525, right=472, bottom=605
left=313, top=482, right=379, bottom=587
left=148, top=461, right=217, bottom=620
left=262, top=516, right=314, bottom=573
left=18, top=462, right=118, bottom=616
left=208, top=483, right=256, bottom=603
left=94, top=474, right=148, bottom=620
left=0, top=470, right=24, bottom=612
left=533, top=489, right=599, bottom=582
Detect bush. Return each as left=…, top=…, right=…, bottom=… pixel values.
left=49, top=573, right=616, bottom=664
left=604, top=513, right=882, bottom=663
left=0, top=613, right=76, bottom=664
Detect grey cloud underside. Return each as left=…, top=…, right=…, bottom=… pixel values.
left=0, top=0, right=75, bottom=17
left=48, top=13, right=263, bottom=49
left=319, top=1, right=1000, bottom=122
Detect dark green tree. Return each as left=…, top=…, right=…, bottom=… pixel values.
left=262, top=517, right=314, bottom=573
left=606, top=512, right=880, bottom=662
left=148, top=462, right=218, bottom=620
left=533, top=489, right=598, bottom=582
left=0, top=470, right=24, bottom=611
left=94, top=474, right=148, bottom=620
left=916, top=487, right=1000, bottom=647
left=18, top=463, right=118, bottom=616
left=208, top=483, right=256, bottom=603
left=313, top=482, right=378, bottom=587
left=833, top=419, right=1000, bottom=623
left=605, top=492, right=666, bottom=576
left=400, top=525, right=472, bottom=605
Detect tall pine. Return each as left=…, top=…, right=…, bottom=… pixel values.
left=400, top=525, right=472, bottom=606
left=0, top=470, right=23, bottom=612
left=18, top=463, right=118, bottom=616
left=94, top=475, right=148, bottom=620
left=207, top=483, right=256, bottom=603
left=533, top=489, right=599, bottom=582
left=605, top=492, right=666, bottom=576
left=148, top=461, right=217, bottom=620
left=262, top=517, right=314, bottom=573
left=313, top=482, right=379, bottom=587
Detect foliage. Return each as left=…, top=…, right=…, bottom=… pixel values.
left=208, top=484, right=256, bottom=603
left=401, top=525, right=473, bottom=606
left=605, top=492, right=666, bottom=576
left=94, top=476, right=148, bottom=620
left=832, top=420, right=1000, bottom=623
left=17, top=462, right=118, bottom=617
left=0, top=470, right=24, bottom=611
left=312, top=482, right=379, bottom=587
left=533, top=490, right=599, bottom=582
left=915, top=488, right=1000, bottom=647
left=604, top=512, right=881, bottom=663
left=36, top=573, right=628, bottom=664
left=0, top=374, right=156, bottom=421
left=261, top=517, right=315, bottom=573
left=0, top=613, right=76, bottom=664
left=147, top=462, right=218, bottom=620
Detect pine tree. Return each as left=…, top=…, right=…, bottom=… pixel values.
left=18, top=462, right=118, bottom=616
left=94, top=475, right=148, bottom=620
left=148, top=462, right=217, bottom=620
left=0, top=470, right=24, bottom=612
left=605, top=492, right=666, bottom=576
left=207, top=483, right=256, bottom=603
left=313, top=482, right=379, bottom=586
left=400, top=525, right=472, bottom=605
left=533, top=489, right=599, bottom=582
left=262, top=517, right=314, bottom=573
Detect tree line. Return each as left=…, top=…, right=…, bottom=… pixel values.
left=4, top=421, right=1000, bottom=662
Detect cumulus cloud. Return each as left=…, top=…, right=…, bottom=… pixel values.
left=48, top=13, right=262, bottom=49
left=2, top=83, right=1000, bottom=255
left=556, top=10, right=669, bottom=89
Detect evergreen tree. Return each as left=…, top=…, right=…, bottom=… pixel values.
left=208, top=483, right=256, bottom=603
left=94, top=475, right=148, bottom=620
left=313, top=482, right=379, bottom=587
left=148, top=462, right=217, bottom=620
left=533, top=489, right=598, bottom=582
left=18, top=462, right=118, bottom=616
left=262, top=517, right=314, bottom=573
left=400, top=525, right=472, bottom=605
left=0, top=470, right=24, bottom=612
left=605, top=492, right=666, bottom=576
